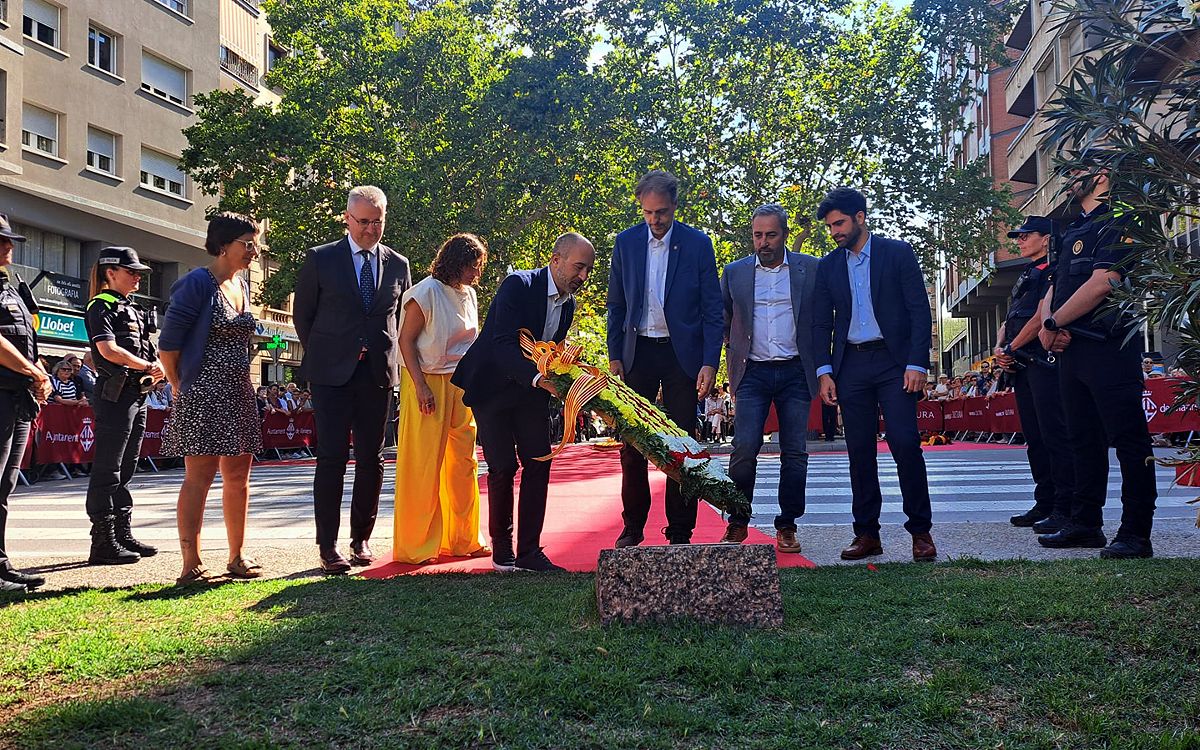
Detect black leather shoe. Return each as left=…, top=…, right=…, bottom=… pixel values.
left=0, top=566, right=45, bottom=590
left=514, top=548, right=565, bottom=572
left=1031, top=514, right=1067, bottom=535
left=1010, top=508, right=1051, bottom=527
left=1100, top=537, right=1154, bottom=559
left=614, top=528, right=644, bottom=549
left=1037, top=526, right=1107, bottom=549
left=319, top=548, right=352, bottom=575
left=349, top=540, right=375, bottom=566
left=0, top=579, right=25, bottom=593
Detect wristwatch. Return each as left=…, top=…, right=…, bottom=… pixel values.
left=1043, top=317, right=1059, bottom=332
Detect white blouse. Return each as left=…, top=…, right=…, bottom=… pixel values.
left=399, top=276, right=479, bottom=375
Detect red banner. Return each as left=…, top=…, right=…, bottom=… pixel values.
left=1143, top=378, right=1200, bottom=433
left=987, top=392, right=1021, bottom=433
left=916, top=401, right=943, bottom=432
left=261, top=410, right=317, bottom=449
left=141, top=409, right=170, bottom=458
left=34, top=404, right=97, bottom=465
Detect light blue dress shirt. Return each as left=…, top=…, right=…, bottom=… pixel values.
left=817, top=235, right=926, bottom=377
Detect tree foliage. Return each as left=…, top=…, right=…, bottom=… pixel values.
left=183, top=0, right=1018, bottom=361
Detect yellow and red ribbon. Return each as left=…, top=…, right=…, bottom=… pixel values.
left=519, top=328, right=608, bottom=461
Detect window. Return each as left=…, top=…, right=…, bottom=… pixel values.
left=140, top=52, right=187, bottom=106
left=153, top=0, right=188, bottom=15
left=87, top=127, right=116, bottom=175
left=267, top=40, right=287, bottom=72
left=21, top=103, right=58, bottom=157
left=88, top=26, right=117, bottom=74
left=219, top=45, right=259, bottom=87
left=139, top=148, right=185, bottom=197
left=22, top=0, right=59, bottom=48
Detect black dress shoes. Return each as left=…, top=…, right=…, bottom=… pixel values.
left=614, top=528, right=644, bottom=548
left=1010, top=508, right=1050, bottom=527
left=319, top=548, right=352, bottom=575
left=492, top=538, right=517, bottom=572
left=349, top=540, right=375, bottom=566
left=1031, top=514, right=1067, bottom=535
left=0, top=566, right=45, bottom=590
left=1100, top=537, right=1154, bottom=559
left=514, top=548, right=565, bottom=573
left=1037, top=525, right=1107, bottom=549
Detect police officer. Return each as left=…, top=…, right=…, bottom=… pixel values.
left=84, top=247, right=163, bottom=565
left=1037, top=168, right=1156, bottom=558
left=0, top=215, right=52, bottom=592
left=994, top=216, right=1075, bottom=533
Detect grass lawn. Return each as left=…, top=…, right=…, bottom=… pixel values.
left=1, top=559, right=1199, bottom=749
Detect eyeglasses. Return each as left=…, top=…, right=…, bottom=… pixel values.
left=231, top=238, right=261, bottom=252
left=120, top=268, right=144, bottom=278
left=1014, top=233, right=1031, bottom=241
left=347, top=213, right=385, bottom=229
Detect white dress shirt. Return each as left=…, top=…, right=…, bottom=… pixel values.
left=748, top=256, right=799, bottom=361
left=348, top=235, right=382, bottom=290
left=638, top=224, right=673, bottom=337
left=532, top=269, right=572, bottom=386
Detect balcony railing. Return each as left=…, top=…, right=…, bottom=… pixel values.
left=219, top=45, right=260, bottom=89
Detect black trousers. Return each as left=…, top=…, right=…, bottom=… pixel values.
left=311, top=358, right=391, bottom=550
left=0, top=391, right=32, bottom=567
left=1058, top=336, right=1157, bottom=540
left=837, top=347, right=933, bottom=538
left=620, top=336, right=699, bottom=541
left=474, top=388, right=552, bottom=559
left=85, top=382, right=147, bottom=521
left=1012, top=359, right=1074, bottom=516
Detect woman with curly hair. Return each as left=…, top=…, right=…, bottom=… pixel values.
left=392, top=233, right=489, bottom=563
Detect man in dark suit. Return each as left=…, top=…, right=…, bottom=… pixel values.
left=452, top=233, right=596, bottom=572
left=293, top=185, right=412, bottom=574
left=607, top=170, right=723, bottom=546
left=720, top=204, right=819, bottom=552
left=811, top=187, right=937, bottom=562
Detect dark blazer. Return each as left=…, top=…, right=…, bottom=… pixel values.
left=721, top=251, right=820, bottom=397
left=293, top=237, right=411, bottom=388
left=452, top=267, right=575, bottom=410
left=160, top=268, right=253, bottom=394
left=811, top=234, right=932, bottom=378
left=606, top=221, right=723, bottom=378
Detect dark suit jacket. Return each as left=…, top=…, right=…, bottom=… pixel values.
left=721, top=251, right=819, bottom=397
left=811, top=234, right=932, bottom=379
left=452, top=267, right=575, bottom=409
left=606, top=221, right=723, bottom=378
left=293, top=237, right=412, bottom=388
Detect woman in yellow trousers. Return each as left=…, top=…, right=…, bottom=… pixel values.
left=393, top=234, right=490, bottom=563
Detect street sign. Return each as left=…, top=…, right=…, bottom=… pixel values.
left=256, top=334, right=288, bottom=364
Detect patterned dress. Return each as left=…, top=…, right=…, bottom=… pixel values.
left=162, top=272, right=263, bottom=456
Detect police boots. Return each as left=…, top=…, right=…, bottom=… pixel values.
left=114, top=509, right=158, bottom=558
left=88, top=515, right=141, bottom=565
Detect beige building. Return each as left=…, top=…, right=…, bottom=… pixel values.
left=0, top=0, right=301, bottom=384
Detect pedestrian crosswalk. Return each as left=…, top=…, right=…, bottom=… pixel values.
left=735, top=451, right=1199, bottom=527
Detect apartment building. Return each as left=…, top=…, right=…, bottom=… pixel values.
left=0, top=0, right=301, bottom=384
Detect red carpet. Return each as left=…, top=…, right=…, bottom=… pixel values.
left=361, top=444, right=816, bottom=577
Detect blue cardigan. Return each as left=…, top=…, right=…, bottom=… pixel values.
left=158, top=267, right=251, bottom=393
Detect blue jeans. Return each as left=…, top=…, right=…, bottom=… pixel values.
left=727, top=358, right=810, bottom=530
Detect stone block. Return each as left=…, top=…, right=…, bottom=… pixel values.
left=595, top=543, right=783, bottom=628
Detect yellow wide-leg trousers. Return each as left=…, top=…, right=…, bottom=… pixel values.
left=392, top=370, right=484, bottom=563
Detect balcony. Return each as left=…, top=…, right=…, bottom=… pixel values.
left=1005, top=11, right=1057, bottom=116
left=219, top=45, right=260, bottom=90
left=1004, top=1, right=1032, bottom=51
left=1006, top=112, right=1043, bottom=185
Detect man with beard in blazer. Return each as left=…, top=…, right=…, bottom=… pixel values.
left=811, top=187, right=936, bottom=562
left=294, top=185, right=412, bottom=574
left=452, top=233, right=596, bottom=572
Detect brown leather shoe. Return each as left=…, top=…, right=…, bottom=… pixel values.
left=840, top=534, right=883, bottom=560
left=776, top=528, right=802, bottom=554
left=912, top=533, right=937, bottom=562
left=319, top=547, right=352, bottom=575
left=349, top=540, right=375, bottom=566
left=719, top=523, right=748, bottom=544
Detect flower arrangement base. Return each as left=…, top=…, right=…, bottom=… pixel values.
left=596, top=544, right=783, bottom=628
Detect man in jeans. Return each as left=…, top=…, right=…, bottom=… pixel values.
left=719, top=204, right=819, bottom=551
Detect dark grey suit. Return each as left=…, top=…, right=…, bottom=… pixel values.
left=721, top=250, right=818, bottom=530
left=293, top=237, right=412, bottom=550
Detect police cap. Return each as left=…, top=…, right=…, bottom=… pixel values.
left=0, top=214, right=26, bottom=242
left=1007, top=216, right=1054, bottom=238
left=97, top=246, right=151, bottom=272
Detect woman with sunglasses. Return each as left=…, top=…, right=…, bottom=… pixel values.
left=83, top=246, right=164, bottom=566
left=160, top=213, right=265, bottom=585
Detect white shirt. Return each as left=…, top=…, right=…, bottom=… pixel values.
left=399, top=276, right=479, bottom=375
left=348, top=235, right=382, bottom=290
left=748, top=256, right=799, bottom=362
left=638, top=224, right=673, bottom=337
left=544, top=269, right=571, bottom=341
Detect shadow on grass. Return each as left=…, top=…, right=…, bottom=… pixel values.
left=3, top=560, right=1200, bottom=749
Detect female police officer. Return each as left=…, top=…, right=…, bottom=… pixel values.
left=84, top=246, right=164, bottom=565
left=0, top=215, right=52, bottom=591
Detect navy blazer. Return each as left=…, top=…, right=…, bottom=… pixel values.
left=452, top=267, right=575, bottom=409
left=606, top=221, right=723, bottom=378
left=159, top=267, right=252, bottom=394
left=811, top=234, right=932, bottom=378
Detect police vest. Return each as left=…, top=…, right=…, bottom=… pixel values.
left=0, top=273, right=37, bottom=386
left=1005, top=258, right=1049, bottom=349
left=86, top=291, right=151, bottom=366
left=1051, top=203, right=1137, bottom=335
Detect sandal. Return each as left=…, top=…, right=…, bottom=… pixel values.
left=176, top=566, right=209, bottom=586
left=227, top=556, right=264, bottom=579
left=464, top=546, right=492, bottom=559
